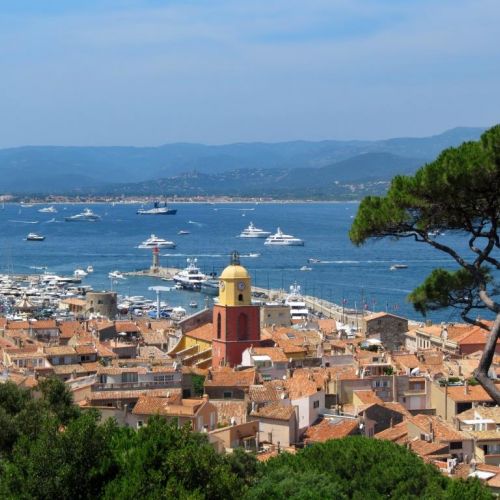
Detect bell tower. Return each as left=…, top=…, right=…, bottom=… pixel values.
left=212, top=251, right=261, bottom=367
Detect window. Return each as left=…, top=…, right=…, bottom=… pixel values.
left=137, top=420, right=144, bottom=428
left=223, top=391, right=233, bottom=399
left=313, top=400, right=320, bottom=409
left=217, top=313, right=221, bottom=339
left=154, top=374, right=174, bottom=383
left=449, top=442, right=462, bottom=450
left=238, top=293, right=243, bottom=302
left=122, top=372, right=138, bottom=383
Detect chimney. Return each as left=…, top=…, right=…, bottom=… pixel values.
left=464, top=380, right=469, bottom=395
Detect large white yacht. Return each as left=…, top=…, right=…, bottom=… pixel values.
left=65, top=208, right=101, bottom=222
left=285, top=283, right=309, bottom=321
left=239, top=222, right=271, bottom=238
left=264, top=227, right=304, bottom=246
left=173, top=258, right=208, bottom=290
left=138, top=234, right=176, bottom=249
left=38, top=206, right=57, bottom=214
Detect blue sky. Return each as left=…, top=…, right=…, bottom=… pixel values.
left=0, top=0, right=499, bottom=146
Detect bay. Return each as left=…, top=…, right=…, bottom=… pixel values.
left=0, top=202, right=472, bottom=322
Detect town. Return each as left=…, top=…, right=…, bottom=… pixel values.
left=1, top=251, right=499, bottom=494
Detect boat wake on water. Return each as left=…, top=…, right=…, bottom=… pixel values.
left=8, top=220, right=39, bottom=224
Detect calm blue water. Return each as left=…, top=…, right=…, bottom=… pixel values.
left=0, top=202, right=478, bottom=322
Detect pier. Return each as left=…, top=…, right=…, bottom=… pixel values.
left=123, top=267, right=181, bottom=280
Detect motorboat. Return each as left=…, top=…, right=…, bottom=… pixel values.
left=390, top=264, right=408, bottom=271
left=264, top=227, right=304, bottom=246
left=65, top=208, right=101, bottom=222
left=307, top=258, right=321, bottom=263
left=173, top=258, right=208, bottom=290
left=38, top=206, right=57, bottom=213
left=189, top=301, right=198, bottom=308
left=86, top=265, right=94, bottom=273
left=26, top=233, right=45, bottom=241
left=239, top=222, right=271, bottom=238
left=138, top=234, right=176, bottom=249
left=137, top=201, right=177, bottom=215
left=74, top=269, right=88, bottom=278
left=285, top=283, right=309, bottom=321
left=178, top=230, right=190, bottom=235
left=109, top=271, right=126, bottom=280
left=300, top=266, right=312, bottom=271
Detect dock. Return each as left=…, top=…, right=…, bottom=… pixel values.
left=123, top=267, right=181, bottom=280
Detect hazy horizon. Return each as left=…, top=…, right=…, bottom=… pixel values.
left=1, top=1, right=498, bottom=147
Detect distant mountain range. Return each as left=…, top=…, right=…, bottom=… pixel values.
left=0, top=127, right=486, bottom=198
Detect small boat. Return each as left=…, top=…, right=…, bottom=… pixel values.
left=390, top=264, right=408, bottom=271
left=138, top=234, right=176, bottom=249
left=86, top=265, right=94, bottom=273
left=38, top=206, right=57, bottom=213
left=189, top=301, right=198, bottom=308
left=109, top=271, right=126, bottom=280
left=248, top=252, right=261, bottom=258
left=74, top=269, right=88, bottom=278
left=239, top=222, right=271, bottom=238
left=265, top=227, right=304, bottom=246
left=26, top=233, right=45, bottom=241
left=300, top=266, right=312, bottom=271
left=307, top=258, right=321, bottom=263
left=178, top=230, right=190, bottom=235
left=137, top=201, right=177, bottom=215
left=65, top=208, right=101, bottom=222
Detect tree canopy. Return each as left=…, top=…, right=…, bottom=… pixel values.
left=350, top=125, right=500, bottom=401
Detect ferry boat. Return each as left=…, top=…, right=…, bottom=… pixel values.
left=285, top=283, right=309, bottom=321
left=138, top=234, right=176, bottom=249
left=65, top=208, right=101, bottom=222
left=26, top=233, right=45, bottom=241
left=38, top=206, right=57, bottom=214
left=239, top=222, right=271, bottom=238
left=264, top=227, right=304, bottom=246
left=137, top=201, right=177, bottom=215
left=173, top=258, right=208, bottom=290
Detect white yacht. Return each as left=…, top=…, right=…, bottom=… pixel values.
left=239, top=222, right=271, bottom=238
left=138, top=234, right=176, bottom=249
left=26, top=233, right=45, bottom=241
left=173, top=258, right=208, bottom=290
left=74, top=269, right=88, bottom=278
left=38, top=206, right=57, bottom=214
left=264, top=227, right=304, bottom=246
left=285, top=283, right=309, bottom=321
left=65, top=208, right=101, bottom=222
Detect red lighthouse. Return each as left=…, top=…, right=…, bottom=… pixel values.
left=212, top=251, right=261, bottom=367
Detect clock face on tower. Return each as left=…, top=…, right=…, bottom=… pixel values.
left=238, top=281, right=246, bottom=291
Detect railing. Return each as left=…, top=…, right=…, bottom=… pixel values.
left=92, top=380, right=179, bottom=391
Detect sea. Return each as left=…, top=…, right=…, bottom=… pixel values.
left=0, top=201, right=476, bottom=323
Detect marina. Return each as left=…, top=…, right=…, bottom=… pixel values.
left=0, top=201, right=473, bottom=323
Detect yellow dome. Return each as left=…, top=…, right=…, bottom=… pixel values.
left=220, top=264, right=250, bottom=280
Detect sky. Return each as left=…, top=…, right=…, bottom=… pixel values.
left=0, top=0, right=499, bottom=147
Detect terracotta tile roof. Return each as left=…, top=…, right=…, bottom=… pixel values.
left=44, top=346, right=76, bottom=356
left=5, top=371, right=38, bottom=388
left=317, top=319, right=337, bottom=333
left=115, top=321, right=140, bottom=333
left=304, top=418, right=359, bottom=443
left=132, top=395, right=205, bottom=416
left=60, top=321, right=86, bottom=338
left=210, top=400, right=248, bottom=425
left=95, top=343, right=118, bottom=358
left=74, top=345, right=97, bottom=355
left=286, top=371, right=321, bottom=400
left=410, top=414, right=469, bottom=442
left=97, top=366, right=148, bottom=375
left=456, top=406, right=500, bottom=423
left=6, top=321, right=30, bottom=330
left=375, top=421, right=408, bottom=443
left=251, top=347, right=288, bottom=363
left=382, top=402, right=412, bottom=418
left=250, top=402, right=295, bottom=421
left=249, top=384, right=281, bottom=403
left=445, top=384, right=493, bottom=403
left=52, top=363, right=96, bottom=375
left=364, top=312, right=407, bottom=322
left=467, top=430, right=500, bottom=441
left=409, top=439, right=449, bottom=457
left=205, top=367, right=256, bottom=387
left=353, top=390, right=384, bottom=405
